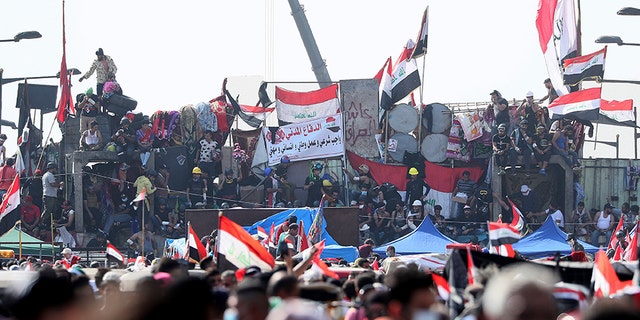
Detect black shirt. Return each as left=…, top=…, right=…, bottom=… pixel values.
left=492, top=133, right=510, bottom=151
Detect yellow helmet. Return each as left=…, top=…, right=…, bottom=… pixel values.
left=409, top=167, right=419, bottom=175
left=322, top=180, right=333, bottom=187
left=192, top=167, right=202, bottom=174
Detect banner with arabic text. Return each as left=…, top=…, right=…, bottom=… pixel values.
left=264, top=114, right=343, bottom=165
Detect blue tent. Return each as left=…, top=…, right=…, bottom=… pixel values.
left=513, top=216, right=599, bottom=259
left=372, top=217, right=457, bottom=256
left=246, top=207, right=358, bottom=262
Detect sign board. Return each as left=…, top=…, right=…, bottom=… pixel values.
left=340, top=79, right=379, bottom=158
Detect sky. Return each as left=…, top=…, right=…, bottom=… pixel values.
left=1, top=0, right=639, bottom=158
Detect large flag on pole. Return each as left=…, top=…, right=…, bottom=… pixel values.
left=380, top=39, right=421, bottom=110
left=0, top=175, right=19, bottom=222
left=275, top=84, right=340, bottom=123
left=56, top=0, right=75, bottom=123
left=411, top=6, right=429, bottom=59
left=600, top=99, right=634, bottom=123
left=562, top=47, right=607, bottom=86
left=218, top=215, right=275, bottom=271
left=591, top=250, right=633, bottom=298
left=548, top=87, right=601, bottom=121
left=536, top=0, right=578, bottom=96
left=373, top=57, right=391, bottom=85
left=225, top=89, right=264, bottom=129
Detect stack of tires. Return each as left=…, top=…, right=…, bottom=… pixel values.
left=104, top=94, right=137, bottom=116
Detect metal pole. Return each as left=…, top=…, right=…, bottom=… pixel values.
left=635, top=107, right=638, bottom=159
left=616, top=134, right=620, bottom=159
left=0, top=68, right=3, bottom=135
left=141, top=197, right=145, bottom=258
left=18, top=221, right=22, bottom=259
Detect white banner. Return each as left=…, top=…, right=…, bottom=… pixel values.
left=264, top=114, right=343, bottom=166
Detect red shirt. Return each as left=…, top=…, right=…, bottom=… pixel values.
left=0, top=165, right=17, bottom=190
left=20, top=204, right=40, bottom=225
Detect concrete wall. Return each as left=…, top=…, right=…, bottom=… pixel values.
left=580, top=159, right=640, bottom=211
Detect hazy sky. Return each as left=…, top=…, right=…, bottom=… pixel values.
left=1, top=0, right=639, bottom=158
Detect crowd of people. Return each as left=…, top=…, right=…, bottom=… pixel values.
left=0, top=249, right=637, bottom=320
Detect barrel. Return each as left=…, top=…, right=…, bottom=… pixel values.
left=422, top=103, right=452, bottom=134
left=387, top=133, right=418, bottom=163
left=389, top=104, right=419, bottom=134
left=421, top=133, right=449, bottom=163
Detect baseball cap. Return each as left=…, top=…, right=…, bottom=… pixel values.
left=526, top=91, right=534, bottom=97
left=520, top=185, right=530, bottom=193
left=604, top=203, right=614, bottom=209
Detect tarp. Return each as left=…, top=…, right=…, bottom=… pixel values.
left=372, top=217, right=457, bottom=256
left=0, top=226, right=58, bottom=257
left=246, top=207, right=358, bottom=262
left=513, top=216, right=599, bottom=259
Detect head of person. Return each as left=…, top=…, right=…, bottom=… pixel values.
left=497, top=123, right=507, bottom=136
left=412, top=200, right=422, bottom=211
left=463, top=205, right=472, bottom=216
left=519, top=119, right=529, bottom=130
left=87, top=184, right=96, bottom=194
left=386, top=268, right=436, bottom=320
left=622, top=202, right=630, bottom=213
left=224, top=169, right=234, bottom=178
left=23, top=195, right=33, bottom=205
left=536, top=123, right=546, bottom=134
left=280, top=155, right=290, bottom=165
left=90, top=121, right=99, bottom=130
left=526, top=91, right=534, bottom=100
left=604, top=203, right=613, bottom=214
left=46, top=162, right=57, bottom=172
left=61, top=200, right=72, bottom=210
left=287, top=223, right=298, bottom=235
left=191, top=167, right=202, bottom=178
left=312, top=163, right=323, bottom=175
left=631, top=204, right=639, bottom=215
left=203, top=129, right=213, bottom=140
left=408, top=167, right=419, bottom=179
left=95, top=48, right=105, bottom=60
left=62, top=247, right=73, bottom=259
left=119, top=117, right=131, bottom=128
left=563, top=125, right=574, bottom=136
left=364, top=238, right=375, bottom=246
left=549, top=201, right=558, bottom=211
left=386, top=245, right=396, bottom=257
left=544, top=78, right=552, bottom=89
left=434, top=205, right=442, bottom=215
left=0, top=134, right=6, bottom=144
left=490, top=89, right=502, bottom=102
left=4, top=158, right=15, bottom=167
left=264, top=167, right=273, bottom=177
left=358, top=164, right=370, bottom=175
left=566, top=233, right=577, bottom=245
left=520, top=185, right=531, bottom=196
left=141, top=121, right=150, bottom=129
left=462, top=170, right=470, bottom=181
left=577, top=201, right=585, bottom=211
left=146, top=169, right=157, bottom=180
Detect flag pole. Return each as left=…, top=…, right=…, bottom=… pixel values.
left=417, top=52, right=427, bottom=152
left=141, top=196, right=145, bottom=258
left=216, top=211, right=222, bottom=267
left=384, top=111, right=389, bottom=164
left=17, top=221, right=22, bottom=260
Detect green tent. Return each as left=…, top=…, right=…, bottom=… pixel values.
left=0, top=227, right=59, bottom=258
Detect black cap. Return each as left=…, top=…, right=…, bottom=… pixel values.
left=566, top=233, right=576, bottom=241
left=604, top=203, right=614, bottom=210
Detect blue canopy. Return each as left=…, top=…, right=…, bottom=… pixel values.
left=513, top=216, right=599, bottom=259
left=372, top=217, right=457, bottom=256
left=246, top=207, right=358, bottom=262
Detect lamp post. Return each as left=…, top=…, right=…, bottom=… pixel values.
left=0, top=31, right=42, bottom=43
left=0, top=68, right=81, bottom=133
left=618, top=7, right=640, bottom=16
left=595, top=35, right=640, bottom=46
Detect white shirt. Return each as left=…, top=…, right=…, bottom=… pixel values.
left=42, top=171, right=58, bottom=197
left=546, top=208, right=565, bottom=228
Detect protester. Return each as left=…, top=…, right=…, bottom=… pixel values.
left=79, top=48, right=118, bottom=97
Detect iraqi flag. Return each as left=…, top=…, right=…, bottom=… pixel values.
left=591, top=250, right=633, bottom=298
left=131, top=187, right=146, bottom=204
left=507, top=198, right=526, bottom=234
left=623, top=222, right=638, bottom=261
left=56, top=1, right=75, bottom=123
left=185, top=223, right=208, bottom=264
left=346, top=151, right=483, bottom=219
left=380, top=39, right=421, bottom=110
left=548, top=87, right=601, bottom=121
left=307, top=199, right=325, bottom=244
left=241, top=104, right=275, bottom=121
left=411, top=6, right=429, bottom=59
left=0, top=175, right=20, bottom=222
left=536, top=0, right=578, bottom=96
left=373, top=57, right=391, bottom=85
left=226, top=89, right=264, bottom=128
left=218, top=215, right=275, bottom=271
left=563, top=47, right=606, bottom=86
left=297, top=220, right=311, bottom=252
left=488, top=222, right=521, bottom=246
left=600, top=99, right=634, bottom=123
left=275, top=84, right=340, bottom=123
left=607, top=214, right=625, bottom=250
left=431, top=273, right=450, bottom=301
left=106, top=241, right=126, bottom=265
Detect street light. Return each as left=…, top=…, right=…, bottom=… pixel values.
left=618, top=7, right=640, bottom=16
left=595, top=35, right=640, bottom=46
left=0, top=31, right=42, bottom=43
left=0, top=68, right=81, bottom=133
